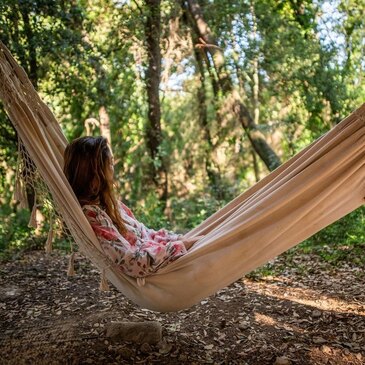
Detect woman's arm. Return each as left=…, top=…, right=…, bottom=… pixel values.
left=83, top=205, right=187, bottom=278
left=180, top=235, right=205, bottom=250
left=119, top=200, right=185, bottom=243
left=119, top=201, right=204, bottom=251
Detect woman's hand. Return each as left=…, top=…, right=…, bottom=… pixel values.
left=182, top=235, right=205, bottom=251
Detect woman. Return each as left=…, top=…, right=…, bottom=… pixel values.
left=63, top=136, right=202, bottom=278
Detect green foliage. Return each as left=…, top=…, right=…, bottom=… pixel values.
left=0, top=205, right=46, bottom=261
left=0, top=113, right=17, bottom=202
left=301, top=206, right=365, bottom=265
left=0, top=0, right=363, bottom=263
left=170, top=192, right=226, bottom=232
left=131, top=191, right=171, bottom=230
left=249, top=206, right=365, bottom=279
left=0, top=207, right=30, bottom=252
left=128, top=188, right=228, bottom=236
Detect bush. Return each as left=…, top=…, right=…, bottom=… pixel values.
left=299, top=206, right=365, bottom=265
left=0, top=204, right=73, bottom=260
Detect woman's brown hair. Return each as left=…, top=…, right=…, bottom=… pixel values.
left=63, top=136, right=127, bottom=234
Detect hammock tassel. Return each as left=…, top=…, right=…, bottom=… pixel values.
left=28, top=202, right=38, bottom=228
left=45, top=225, right=54, bottom=253
left=14, top=178, right=28, bottom=209
left=99, top=269, right=110, bottom=291
left=14, top=140, right=28, bottom=209
left=137, top=277, right=146, bottom=287
left=67, top=252, right=76, bottom=277
left=13, top=179, right=21, bottom=201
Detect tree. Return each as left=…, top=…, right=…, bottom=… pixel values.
left=144, top=0, right=169, bottom=204
left=183, top=0, right=282, bottom=172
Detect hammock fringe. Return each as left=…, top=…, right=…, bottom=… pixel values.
left=45, top=225, right=54, bottom=253
left=28, top=200, right=38, bottom=229
left=99, top=269, right=110, bottom=291
left=67, top=252, right=76, bottom=277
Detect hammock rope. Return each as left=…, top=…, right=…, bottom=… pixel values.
left=15, top=136, right=76, bottom=269
left=0, top=41, right=364, bottom=312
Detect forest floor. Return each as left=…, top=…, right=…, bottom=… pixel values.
left=0, top=248, right=364, bottom=365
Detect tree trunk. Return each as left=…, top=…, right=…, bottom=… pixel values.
left=99, top=106, right=112, bottom=148
left=251, top=1, right=261, bottom=183
left=185, top=0, right=281, bottom=171
left=19, top=5, right=37, bottom=209
left=251, top=148, right=260, bottom=183
left=145, top=0, right=168, bottom=203
left=193, top=41, right=226, bottom=198
left=20, top=8, right=38, bottom=89
left=251, top=2, right=260, bottom=126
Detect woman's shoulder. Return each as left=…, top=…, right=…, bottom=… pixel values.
left=82, top=203, right=102, bottom=211
left=118, top=201, right=135, bottom=219
left=82, top=204, right=106, bottom=218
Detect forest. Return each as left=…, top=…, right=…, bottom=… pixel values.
left=0, top=0, right=364, bottom=253
left=0, top=1, right=364, bottom=363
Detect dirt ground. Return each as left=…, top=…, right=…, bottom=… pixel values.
left=0, top=249, right=364, bottom=365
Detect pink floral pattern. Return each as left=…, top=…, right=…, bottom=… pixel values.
left=82, top=202, right=187, bottom=278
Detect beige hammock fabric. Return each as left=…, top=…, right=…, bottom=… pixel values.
left=0, top=41, right=364, bottom=312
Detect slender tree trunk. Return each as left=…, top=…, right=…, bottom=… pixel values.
left=20, top=8, right=38, bottom=89
left=252, top=56, right=260, bottom=125
left=145, top=0, right=168, bottom=203
left=99, top=106, right=112, bottom=148
left=193, top=42, right=226, bottom=198
left=251, top=148, right=260, bottom=183
left=185, top=0, right=281, bottom=171
left=251, top=1, right=260, bottom=126
left=182, top=3, right=220, bottom=98
left=251, top=2, right=260, bottom=183
left=19, top=5, right=37, bottom=209
left=194, top=47, right=213, bottom=149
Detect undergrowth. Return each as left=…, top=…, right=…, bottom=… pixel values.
left=249, top=206, right=365, bottom=279
left=1, top=194, right=364, bottom=272
left=0, top=205, right=72, bottom=262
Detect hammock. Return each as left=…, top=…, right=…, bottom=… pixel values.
left=0, top=41, right=364, bottom=312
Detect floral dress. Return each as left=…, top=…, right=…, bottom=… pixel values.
left=82, top=201, right=187, bottom=278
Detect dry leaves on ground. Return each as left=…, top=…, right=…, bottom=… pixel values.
left=0, top=250, right=364, bottom=364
